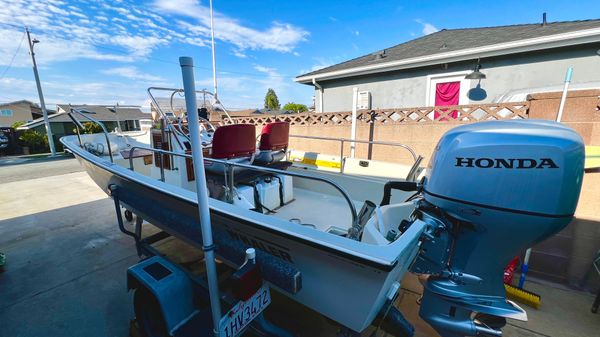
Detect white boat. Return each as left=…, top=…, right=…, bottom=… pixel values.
left=61, top=87, right=585, bottom=337
left=61, top=90, right=426, bottom=333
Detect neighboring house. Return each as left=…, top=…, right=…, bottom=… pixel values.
left=296, top=19, right=600, bottom=112
left=0, top=100, right=53, bottom=127
left=18, top=104, right=149, bottom=150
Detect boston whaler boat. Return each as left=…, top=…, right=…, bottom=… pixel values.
left=61, top=58, right=585, bottom=337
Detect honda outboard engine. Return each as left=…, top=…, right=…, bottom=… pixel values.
left=412, top=120, right=584, bottom=336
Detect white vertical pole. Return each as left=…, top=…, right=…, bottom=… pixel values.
left=26, top=27, right=56, bottom=156
left=180, top=57, right=221, bottom=336
left=209, top=0, right=218, bottom=99
left=350, top=87, right=358, bottom=158
left=556, top=67, right=573, bottom=123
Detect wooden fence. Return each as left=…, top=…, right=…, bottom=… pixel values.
left=217, top=102, right=530, bottom=127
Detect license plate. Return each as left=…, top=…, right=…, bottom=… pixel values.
left=219, top=284, right=271, bottom=337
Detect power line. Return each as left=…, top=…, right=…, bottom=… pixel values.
left=0, top=32, right=25, bottom=81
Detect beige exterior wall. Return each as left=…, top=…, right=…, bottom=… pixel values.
left=281, top=92, right=600, bottom=286
left=313, top=45, right=600, bottom=113
left=0, top=102, right=36, bottom=127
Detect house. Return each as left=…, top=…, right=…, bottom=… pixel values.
left=0, top=100, right=54, bottom=127
left=18, top=104, right=149, bottom=150
left=296, top=18, right=600, bottom=112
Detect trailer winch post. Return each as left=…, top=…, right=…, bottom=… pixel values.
left=179, top=56, right=222, bottom=336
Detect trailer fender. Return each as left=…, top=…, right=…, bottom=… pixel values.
left=127, top=256, right=198, bottom=335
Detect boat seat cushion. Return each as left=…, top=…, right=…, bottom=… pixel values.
left=255, top=122, right=290, bottom=166
left=259, top=122, right=289, bottom=151
left=211, top=124, right=256, bottom=159
left=254, top=149, right=286, bottom=166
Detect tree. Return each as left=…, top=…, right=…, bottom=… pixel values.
left=73, top=122, right=103, bottom=134
left=264, top=88, right=280, bottom=110
left=18, top=130, right=48, bottom=153
left=11, top=121, right=26, bottom=128
left=283, top=102, right=308, bottom=113
left=81, top=122, right=103, bottom=134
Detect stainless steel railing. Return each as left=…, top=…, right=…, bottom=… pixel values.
left=288, top=134, right=419, bottom=173
left=68, top=107, right=114, bottom=163
left=127, top=145, right=358, bottom=226
left=146, top=87, right=234, bottom=151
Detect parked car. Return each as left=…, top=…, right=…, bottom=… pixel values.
left=0, top=133, right=9, bottom=149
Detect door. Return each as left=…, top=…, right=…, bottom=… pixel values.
left=427, top=72, right=471, bottom=121
left=434, top=81, right=460, bottom=120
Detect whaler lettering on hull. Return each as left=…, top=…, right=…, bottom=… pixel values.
left=226, top=229, right=294, bottom=263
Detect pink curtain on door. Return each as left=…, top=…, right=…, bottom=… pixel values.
left=434, top=81, right=460, bottom=120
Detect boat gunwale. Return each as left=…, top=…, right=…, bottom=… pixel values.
left=61, top=134, right=425, bottom=272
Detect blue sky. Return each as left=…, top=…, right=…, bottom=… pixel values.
left=0, top=0, right=598, bottom=110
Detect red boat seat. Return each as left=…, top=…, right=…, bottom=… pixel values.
left=255, top=122, right=290, bottom=167
left=259, top=122, right=289, bottom=151
left=211, top=124, right=256, bottom=159
left=205, top=124, right=256, bottom=176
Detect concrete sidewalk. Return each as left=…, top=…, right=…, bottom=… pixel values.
left=0, top=159, right=599, bottom=336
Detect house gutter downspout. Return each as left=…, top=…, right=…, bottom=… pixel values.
left=312, top=78, right=323, bottom=112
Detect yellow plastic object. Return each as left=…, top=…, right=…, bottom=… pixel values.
left=505, top=283, right=541, bottom=309
left=585, top=146, right=600, bottom=170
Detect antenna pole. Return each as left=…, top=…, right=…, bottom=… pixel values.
left=26, top=27, right=56, bottom=156
left=209, top=0, right=218, bottom=99
left=180, top=57, right=222, bottom=337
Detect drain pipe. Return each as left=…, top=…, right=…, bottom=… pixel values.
left=179, top=56, right=222, bottom=337
left=556, top=67, right=573, bottom=122
left=312, top=78, right=323, bottom=113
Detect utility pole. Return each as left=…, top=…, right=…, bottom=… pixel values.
left=209, top=0, right=218, bottom=99
left=26, top=27, right=56, bottom=156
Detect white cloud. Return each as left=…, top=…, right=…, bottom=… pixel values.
left=0, top=0, right=312, bottom=108
left=232, top=50, right=247, bottom=58
left=70, top=11, right=87, bottom=19
left=110, top=35, right=167, bottom=57
left=101, top=66, right=164, bottom=82
left=415, top=19, right=439, bottom=35
left=0, top=28, right=132, bottom=67
left=0, top=76, right=153, bottom=106
left=154, top=0, right=308, bottom=53
left=254, top=65, right=280, bottom=79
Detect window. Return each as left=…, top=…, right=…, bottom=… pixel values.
left=0, top=109, right=13, bottom=117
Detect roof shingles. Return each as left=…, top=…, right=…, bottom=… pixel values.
left=297, top=19, right=600, bottom=79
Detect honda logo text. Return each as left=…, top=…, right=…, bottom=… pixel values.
left=455, top=157, right=558, bottom=169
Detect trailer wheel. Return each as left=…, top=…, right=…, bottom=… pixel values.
left=134, top=288, right=168, bottom=337
left=124, top=210, right=134, bottom=222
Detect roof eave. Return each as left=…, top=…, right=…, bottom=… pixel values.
left=295, top=27, right=600, bottom=83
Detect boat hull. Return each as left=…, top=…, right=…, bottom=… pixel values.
left=65, top=137, right=424, bottom=332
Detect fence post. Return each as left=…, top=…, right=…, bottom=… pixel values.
left=367, top=110, right=376, bottom=160
left=350, top=87, right=358, bottom=158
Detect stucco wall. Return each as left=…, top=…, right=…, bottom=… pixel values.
left=314, top=44, right=600, bottom=112
left=0, top=102, right=35, bottom=127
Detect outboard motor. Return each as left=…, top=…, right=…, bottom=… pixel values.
left=412, top=120, right=585, bottom=337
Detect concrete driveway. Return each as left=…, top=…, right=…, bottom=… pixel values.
left=1, top=157, right=599, bottom=337
left=0, top=157, right=138, bottom=337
